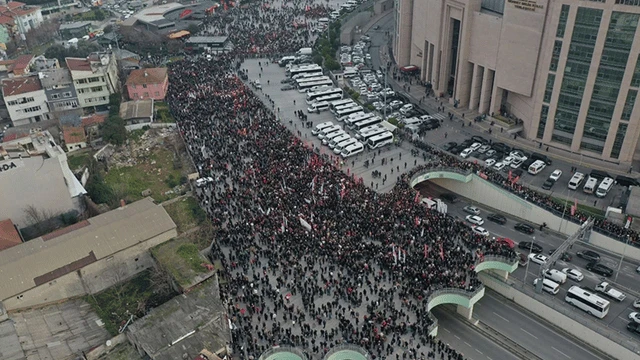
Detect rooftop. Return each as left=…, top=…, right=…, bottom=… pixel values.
left=0, top=219, right=21, bottom=251
left=0, top=197, right=177, bottom=301
left=126, top=68, right=167, bottom=86
left=2, top=75, right=42, bottom=96
left=39, top=68, right=73, bottom=88
left=0, top=2, right=39, bottom=19
left=65, top=57, right=91, bottom=72
left=127, top=279, right=230, bottom=360
left=81, top=113, right=107, bottom=127
left=135, top=3, right=184, bottom=24
left=62, top=126, right=86, bottom=145
left=120, top=99, right=154, bottom=120
left=59, top=21, right=92, bottom=30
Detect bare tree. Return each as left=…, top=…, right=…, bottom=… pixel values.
left=105, top=263, right=130, bottom=301
left=149, top=262, right=174, bottom=296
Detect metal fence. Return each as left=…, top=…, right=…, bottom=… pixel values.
left=483, top=272, right=640, bottom=355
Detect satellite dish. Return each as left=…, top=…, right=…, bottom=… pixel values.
left=106, top=340, right=112, bottom=347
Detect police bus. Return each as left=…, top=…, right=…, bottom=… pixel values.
left=334, top=105, right=363, bottom=118
left=306, top=88, right=343, bottom=104
left=357, top=127, right=388, bottom=141
left=367, top=131, right=394, bottom=149
left=329, top=99, right=356, bottom=113
left=565, top=286, right=610, bottom=319
left=297, top=78, right=335, bottom=92
left=342, top=112, right=375, bottom=127
left=351, top=116, right=383, bottom=131
left=287, top=64, right=323, bottom=77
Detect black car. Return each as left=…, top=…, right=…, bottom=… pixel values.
left=616, top=175, right=639, bottom=187
left=442, top=142, right=457, bottom=151
left=477, top=153, right=491, bottom=161
left=628, top=322, right=640, bottom=336
left=515, top=223, right=535, bottom=234
left=548, top=249, right=572, bottom=262
left=471, top=135, right=488, bottom=144
left=586, top=262, right=613, bottom=277
left=520, top=158, right=535, bottom=170
left=440, top=193, right=459, bottom=203
left=488, top=213, right=507, bottom=225
left=542, top=179, right=555, bottom=190
left=577, top=250, right=601, bottom=262
left=518, top=241, right=543, bottom=253
left=492, top=142, right=511, bottom=154
left=452, top=144, right=467, bottom=154
left=461, top=139, right=474, bottom=148
left=428, top=119, right=441, bottom=129
left=512, top=169, right=524, bottom=177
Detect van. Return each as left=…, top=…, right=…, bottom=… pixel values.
left=589, top=169, right=611, bottom=181
left=595, top=177, right=614, bottom=198
left=330, top=10, right=340, bottom=19
left=615, top=175, right=639, bottom=187
left=341, top=142, right=364, bottom=158
left=317, top=125, right=342, bottom=139
left=528, top=160, right=546, bottom=175
left=531, top=152, right=552, bottom=165
left=312, top=121, right=334, bottom=135
left=328, top=134, right=351, bottom=149
left=533, top=278, right=560, bottom=295
left=568, top=172, right=585, bottom=190
left=322, top=130, right=347, bottom=145
left=544, top=269, right=567, bottom=284
left=307, top=101, right=330, bottom=113
left=333, top=138, right=357, bottom=153
left=318, top=18, right=329, bottom=25
left=583, top=176, right=598, bottom=194
left=343, top=67, right=358, bottom=78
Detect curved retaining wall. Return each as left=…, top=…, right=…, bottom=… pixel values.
left=411, top=169, right=640, bottom=262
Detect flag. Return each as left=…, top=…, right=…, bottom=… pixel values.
left=625, top=216, right=633, bottom=229
left=439, top=243, right=444, bottom=261
left=414, top=192, right=421, bottom=203
left=424, top=244, right=428, bottom=258
left=310, top=174, right=317, bottom=192
left=570, top=199, right=577, bottom=216
left=511, top=176, right=520, bottom=184
left=508, top=170, right=512, bottom=181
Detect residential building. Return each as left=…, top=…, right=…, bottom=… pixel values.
left=66, top=52, right=119, bottom=110
left=58, top=21, right=92, bottom=39
left=81, top=113, right=106, bottom=139
left=0, top=197, right=177, bottom=310
left=394, top=0, right=640, bottom=163
left=0, top=129, right=86, bottom=231
left=0, top=54, right=35, bottom=77
left=2, top=75, right=50, bottom=126
left=62, top=125, right=86, bottom=151
left=185, top=36, right=232, bottom=53
left=120, top=99, right=154, bottom=128
left=126, top=68, right=168, bottom=100
left=33, top=55, right=60, bottom=72
left=39, top=68, right=81, bottom=117
left=0, top=1, right=43, bottom=37
left=0, top=218, right=21, bottom=251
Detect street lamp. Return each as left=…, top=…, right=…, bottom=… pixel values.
left=523, top=236, right=535, bottom=285
left=615, top=235, right=630, bottom=283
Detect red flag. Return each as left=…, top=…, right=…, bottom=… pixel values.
left=571, top=199, right=577, bottom=216
left=424, top=244, right=428, bottom=258
left=414, top=192, right=421, bottom=203
left=439, top=243, right=444, bottom=261
left=508, top=170, right=512, bottom=181
left=511, top=176, right=520, bottom=184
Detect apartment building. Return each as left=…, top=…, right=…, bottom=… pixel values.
left=1, top=75, right=50, bottom=126
left=65, top=52, right=119, bottom=109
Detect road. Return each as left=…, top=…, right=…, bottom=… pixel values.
left=417, top=179, right=640, bottom=351
left=365, top=13, right=627, bottom=213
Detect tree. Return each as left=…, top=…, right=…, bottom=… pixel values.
left=103, top=25, right=114, bottom=34
left=102, top=116, right=127, bottom=145
left=186, top=24, right=199, bottom=35
left=25, top=20, right=59, bottom=49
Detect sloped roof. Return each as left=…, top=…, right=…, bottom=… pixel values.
left=0, top=197, right=177, bottom=300
left=62, top=126, right=86, bottom=145
left=120, top=99, right=154, bottom=120
left=126, top=68, right=167, bottom=86
left=2, top=75, right=42, bottom=97
left=65, top=57, right=91, bottom=72
left=81, top=113, right=107, bottom=127
left=0, top=219, right=21, bottom=251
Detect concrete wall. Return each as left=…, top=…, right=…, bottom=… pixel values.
left=480, top=272, right=638, bottom=359
left=428, top=174, right=640, bottom=261
left=3, top=228, right=177, bottom=311
left=467, top=11, right=501, bottom=70
left=125, top=122, right=177, bottom=131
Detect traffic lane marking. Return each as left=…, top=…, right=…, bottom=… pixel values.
left=520, top=327, right=539, bottom=339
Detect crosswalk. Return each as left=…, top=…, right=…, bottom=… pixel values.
left=431, top=113, right=446, bottom=121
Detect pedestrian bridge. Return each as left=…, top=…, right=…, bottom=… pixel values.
left=259, top=344, right=371, bottom=360
left=409, top=167, right=474, bottom=188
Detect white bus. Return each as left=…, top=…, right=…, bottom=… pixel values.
left=331, top=102, right=358, bottom=115
left=292, top=71, right=324, bottom=80
left=358, top=127, right=388, bottom=141
left=338, top=111, right=365, bottom=122
left=328, top=134, right=351, bottom=149
left=355, top=124, right=383, bottom=138
left=335, top=105, right=363, bottom=118
left=330, top=99, right=356, bottom=113
left=315, top=92, right=344, bottom=104
left=367, top=132, right=394, bottom=149
left=343, top=112, right=375, bottom=127
left=333, top=138, right=358, bottom=153
left=341, top=142, right=364, bottom=158
left=298, top=78, right=335, bottom=92
left=565, top=286, right=610, bottom=318
left=296, top=76, right=330, bottom=86
left=287, top=64, right=323, bottom=77
left=307, top=101, right=330, bottom=113
left=350, top=116, right=383, bottom=131
left=306, top=88, right=343, bottom=104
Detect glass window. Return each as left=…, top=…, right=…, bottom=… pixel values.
left=537, top=105, right=548, bottom=139
left=550, top=40, right=562, bottom=72
left=610, top=123, right=627, bottom=159
left=615, top=0, right=640, bottom=5
left=557, top=5, right=570, bottom=38
left=544, top=74, right=556, bottom=103
left=622, top=89, right=637, bottom=120
left=552, top=133, right=573, bottom=145
left=631, top=55, right=640, bottom=88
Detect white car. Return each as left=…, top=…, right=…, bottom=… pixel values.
left=502, top=156, right=514, bottom=166
left=634, top=299, right=640, bottom=309
left=562, top=268, right=584, bottom=281
left=510, top=158, right=525, bottom=169
left=469, top=142, right=482, bottom=151
left=493, top=162, right=506, bottom=171
left=460, top=148, right=473, bottom=158
left=478, top=144, right=491, bottom=153
left=466, top=215, right=484, bottom=226
left=528, top=253, right=549, bottom=265
left=485, top=159, right=496, bottom=167
left=472, top=226, right=490, bottom=237
left=510, top=150, right=527, bottom=161
left=399, top=104, right=414, bottom=114
left=549, top=169, right=563, bottom=181
left=629, top=312, right=640, bottom=324
left=463, top=205, right=481, bottom=215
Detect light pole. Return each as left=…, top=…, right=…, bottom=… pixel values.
left=615, top=235, right=630, bottom=283
left=523, top=236, right=535, bottom=285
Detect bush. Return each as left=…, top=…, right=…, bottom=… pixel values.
left=387, top=117, right=398, bottom=126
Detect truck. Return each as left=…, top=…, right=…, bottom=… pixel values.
left=297, top=47, right=313, bottom=56
left=595, top=282, right=626, bottom=301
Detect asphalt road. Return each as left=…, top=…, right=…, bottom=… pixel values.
left=365, top=14, right=627, bottom=212
left=416, top=180, right=640, bottom=351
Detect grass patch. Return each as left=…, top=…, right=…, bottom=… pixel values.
left=103, top=145, right=187, bottom=203
left=552, top=197, right=606, bottom=219
left=164, top=196, right=206, bottom=233
left=151, top=237, right=211, bottom=288
left=155, top=102, right=175, bottom=123
left=67, top=153, right=90, bottom=170
left=86, top=270, right=177, bottom=336
left=127, top=129, right=146, bottom=142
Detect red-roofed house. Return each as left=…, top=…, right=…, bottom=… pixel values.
left=0, top=219, right=22, bottom=251
left=62, top=126, right=86, bottom=152
left=0, top=54, right=35, bottom=77
left=81, top=113, right=106, bottom=139
left=66, top=52, right=119, bottom=109
left=0, top=2, right=43, bottom=36
left=125, top=68, right=168, bottom=100
left=1, top=75, right=50, bottom=126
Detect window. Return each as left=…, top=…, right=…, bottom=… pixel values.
left=622, top=90, right=637, bottom=120
left=631, top=55, right=640, bottom=88
left=88, top=77, right=100, bottom=83
left=63, top=92, right=72, bottom=98
left=556, top=5, right=570, bottom=38
left=154, top=91, right=160, bottom=96
left=544, top=74, right=556, bottom=103
left=537, top=105, right=549, bottom=139
left=610, top=123, right=628, bottom=159
left=91, top=86, right=103, bottom=92
left=7, top=100, right=17, bottom=106
left=616, top=0, right=640, bottom=5
left=77, top=79, right=88, bottom=84
left=51, top=93, right=60, bottom=99
left=144, top=92, right=149, bottom=97
left=143, top=84, right=147, bottom=88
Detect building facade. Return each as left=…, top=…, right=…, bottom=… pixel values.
left=39, top=68, right=81, bottom=116
left=66, top=52, right=119, bottom=109
left=394, top=0, right=640, bottom=163
left=1, top=75, right=50, bottom=126
left=0, top=1, right=44, bottom=36
left=125, top=68, right=168, bottom=100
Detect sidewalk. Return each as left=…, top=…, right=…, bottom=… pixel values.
left=368, top=12, right=637, bottom=177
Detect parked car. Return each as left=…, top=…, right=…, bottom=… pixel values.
left=635, top=299, right=640, bottom=309
left=518, top=241, right=543, bottom=253
left=542, top=178, right=555, bottom=190
left=460, top=148, right=473, bottom=158
left=281, top=84, right=295, bottom=91
left=472, top=226, right=490, bottom=237
left=586, top=262, right=613, bottom=277
left=549, top=169, right=563, bottom=181
left=514, top=223, right=535, bottom=234
left=493, top=162, right=506, bottom=171
left=548, top=249, right=572, bottom=262
left=577, top=250, right=601, bottom=262
left=562, top=268, right=584, bottom=281
left=485, top=159, right=496, bottom=167
left=629, top=313, right=640, bottom=324
left=627, top=322, right=640, bottom=336
left=442, top=142, right=457, bottom=151
left=466, top=215, right=484, bottom=226
left=487, top=213, right=507, bottom=225
left=463, top=206, right=481, bottom=215
left=528, top=253, right=549, bottom=265
left=440, top=193, right=459, bottom=203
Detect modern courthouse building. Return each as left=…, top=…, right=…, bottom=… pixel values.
left=394, top=0, right=640, bottom=163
